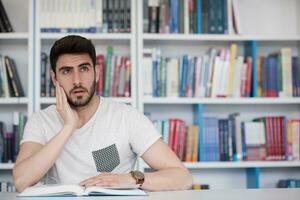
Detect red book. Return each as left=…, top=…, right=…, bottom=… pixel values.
left=280, top=116, right=285, bottom=160
left=178, top=121, right=187, bottom=161
left=124, top=58, right=131, bottom=97
left=172, top=119, right=181, bottom=156
left=96, top=55, right=105, bottom=96
left=168, top=119, right=175, bottom=149
left=245, top=57, right=252, bottom=97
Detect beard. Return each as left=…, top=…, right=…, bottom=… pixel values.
left=66, top=78, right=96, bottom=108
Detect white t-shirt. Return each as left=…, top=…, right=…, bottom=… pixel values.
left=21, top=97, right=161, bottom=184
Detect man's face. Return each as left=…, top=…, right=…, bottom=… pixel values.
left=52, top=53, right=98, bottom=107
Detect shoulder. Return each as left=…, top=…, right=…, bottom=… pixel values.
left=28, top=105, right=59, bottom=123
left=101, top=97, right=140, bottom=115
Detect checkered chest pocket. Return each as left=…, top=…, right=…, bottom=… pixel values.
left=92, top=144, right=120, bottom=172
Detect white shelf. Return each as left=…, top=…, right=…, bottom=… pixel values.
left=184, top=161, right=300, bottom=169
left=143, top=34, right=300, bottom=41
left=40, top=33, right=133, bottom=40
left=0, top=97, right=29, bottom=104
left=0, top=32, right=29, bottom=40
left=0, top=163, right=14, bottom=170
left=40, top=97, right=133, bottom=104
left=4, top=161, right=300, bottom=171
left=142, top=97, right=300, bottom=105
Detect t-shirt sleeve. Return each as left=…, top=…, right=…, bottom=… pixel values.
left=21, top=112, right=46, bottom=145
left=127, top=108, right=161, bottom=156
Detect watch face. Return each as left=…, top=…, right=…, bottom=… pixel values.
left=133, top=170, right=144, bottom=179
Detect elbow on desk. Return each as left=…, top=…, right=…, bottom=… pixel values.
left=183, top=169, right=193, bottom=190
left=13, top=169, right=32, bottom=193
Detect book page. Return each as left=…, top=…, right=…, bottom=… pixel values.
left=18, top=184, right=84, bottom=197
left=84, top=185, right=147, bottom=196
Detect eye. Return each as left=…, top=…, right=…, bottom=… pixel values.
left=80, top=65, right=90, bottom=72
left=62, top=68, right=72, bottom=74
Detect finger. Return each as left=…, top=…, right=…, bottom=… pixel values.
left=55, top=81, right=62, bottom=109
left=60, top=85, right=68, bottom=104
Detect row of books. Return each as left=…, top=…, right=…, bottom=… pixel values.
left=41, top=47, right=131, bottom=98
left=142, top=46, right=299, bottom=98
left=0, top=112, right=27, bottom=163
left=40, top=0, right=131, bottom=33
left=151, top=114, right=300, bottom=162
left=277, top=179, right=300, bottom=188
left=144, top=0, right=240, bottom=34
left=0, top=55, right=25, bottom=98
left=0, top=0, right=13, bottom=32
left=96, top=47, right=131, bottom=97
left=0, top=181, right=15, bottom=192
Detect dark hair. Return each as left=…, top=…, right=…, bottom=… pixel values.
left=49, top=35, right=96, bottom=73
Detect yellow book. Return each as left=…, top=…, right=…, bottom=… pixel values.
left=227, top=43, right=237, bottom=97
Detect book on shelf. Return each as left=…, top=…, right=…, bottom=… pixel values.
left=18, top=184, right=147, bottom=197
left=0, top=0, right=13, bottom=32
left=142, top=46, right=300, bottom=98
left=0, top=113, right=27, bottom=163
left=0, top=55, right=24, bottom=98
left=39, top=0, right=131, bottom=33
left=0, top=181, right=15, bottom=192
left=149, top=111, right=300, bottom=163
left=143, top=0, right=240, bottom=34
left=277, top=179, right=300, bottom=188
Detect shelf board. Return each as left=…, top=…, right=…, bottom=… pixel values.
left=0, top=97, right=29, bottom=104
left=40, top=97, right=133, bottom=104
left=184, top=161, right=300, bottom=169
left=0, top=163, right=14, bottom=170
left=0, top=32, right=29, bottom=40
left=142, top=97, right=300, bottom=105
left=3, top=161, right=300, bottom=171
left=142, top=34, right=300, bottom=41
left=40, top=33, right=132, bottom=40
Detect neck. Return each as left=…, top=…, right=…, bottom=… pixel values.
left=73, top=95, right=100, bottom=128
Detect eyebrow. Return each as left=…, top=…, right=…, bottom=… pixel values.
left=58, top=62, right=92, bottom=72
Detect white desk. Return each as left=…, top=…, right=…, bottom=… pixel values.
left=1, top=188, right=300, bottom=200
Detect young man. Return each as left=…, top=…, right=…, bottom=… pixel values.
left=13, top=35, right=192, bottom=192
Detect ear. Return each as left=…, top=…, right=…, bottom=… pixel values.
left=50, top=70, right=57, bottom=86
left=95, top=64, right=100, bottom=83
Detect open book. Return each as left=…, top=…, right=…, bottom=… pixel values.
left=18, top=184, right=147, bottom=197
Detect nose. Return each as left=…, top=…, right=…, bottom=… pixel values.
left=72, top=70, right=82, bottom=86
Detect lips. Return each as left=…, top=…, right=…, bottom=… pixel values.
left=71, top=88, right=86, bottom=96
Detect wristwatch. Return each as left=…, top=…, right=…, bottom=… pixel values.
left=130, top=170, right=145, bottom=186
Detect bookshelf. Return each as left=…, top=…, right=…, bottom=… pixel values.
left=137, top=0, right=300, bottom=189
left=33, top=0, right=137, bottom=110
left=0, top=0, right=300, bottom=191
left=0, top=0, right=34, bottom=185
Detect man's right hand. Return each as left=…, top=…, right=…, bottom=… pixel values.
left=55, top=82, right=79, bottom=130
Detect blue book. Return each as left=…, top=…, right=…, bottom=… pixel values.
left=180, top=55, right=189, bottom=97
left=196, top=0, right=202, bottom=33
left=194, top=104, right=204, bottom=161
left=171, top=0, right=179, bottom=33
left=245, top=41, right=258, bottom=97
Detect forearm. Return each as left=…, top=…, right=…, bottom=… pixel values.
left=13, top=125, right=74, bottom=192
left=141, top=167, right=193, bottom=191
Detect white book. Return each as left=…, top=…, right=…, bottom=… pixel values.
left=281, top=48, right=293, bottom=97
left=244, top=122, right=266, bottom=146
left=143, top=49, right=153, bottom=97
left=166, top=58, right=179, bottom=97
left=95, top=0, right=103, bottom=32
left=18, top=184, right=147, bottom=197
left=232, top=0, right=242, bottom=34
left=227, top=0, right=234, bottom=35
left=232, top=56, right=244, bottom=98
left=0, top=55, right=10, bottom=97
left=211, top=56, right=222, bottom=98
